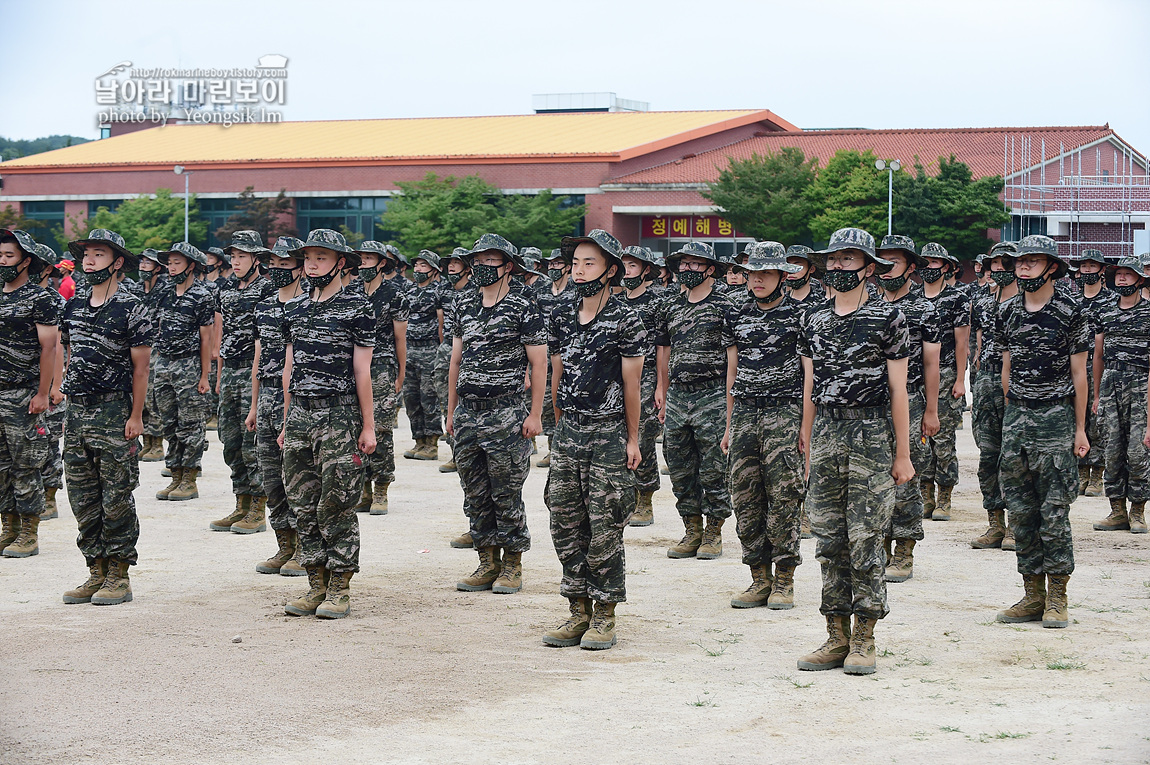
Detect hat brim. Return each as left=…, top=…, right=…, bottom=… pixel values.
left=224, top=244, right=271, bottom=255
left=68, top=238, right=135, bottom=266
left=738, top=261, right=802, bottom=274
left=876, top=246, right=926, bottom=268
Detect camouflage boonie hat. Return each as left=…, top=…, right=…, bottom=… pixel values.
left=621, top=245, right=658, bottom=265
left=32, top=243, right=61, bottom=277
left=384, top=244, right=408, bottom=265
left=785, top=244, right=814, bottom=263
left=67, top=228, right=135, bottom=266
left=1139, top=252, right=1150, bottom=268
left=877, top=234, right=925, bottom=266
left=354, top=240, right=397, bottom=266
left=815, top=228, right=892, bottom=271
left=0, top=228, right=39, bottom=259
left=740, top=241, right=801, bottom=273
left=1010, top=234, right=1069, bottom=277
left=561, top=229, right=624, bottom=263
left=446, top=246, right=471, bottom=265
left=741, top=241, right=757, bottom=256
left=414, top=249, right=442, bottom=272
left=1077, top=248, right=1106, bottom=265
left=468, top=233, right=533, bottom=275
left=140, top=248, right=162, bottom=264
left=652, top=252, right=667, bottom=268
left=207, top=246, right=230, bottom=267
left=667, top=241, right=721, bottom=268
left=1113, top=255, right=1144, bottom=274
left=158, top=241, right=209, bottom=267
left=520, top=246, right=543, bottom=267
left=224, top=230, right=270, bottom=255
left=299, top=228, right=352, bottom=254
left=263, top=236, right=305, bottom=261
left=546, top=248, right=564, bottom=263
left=919, top=242, right=959, bottom=269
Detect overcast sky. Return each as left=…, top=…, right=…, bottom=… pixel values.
left=3, top=0, right=1149, bottom=158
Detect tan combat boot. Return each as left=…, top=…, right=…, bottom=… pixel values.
left=492, top=550, right=523, bottom=594
left=3, top=515, right=40, bottom=558
left=667, top=515, right=704, bottom=559
left=438, top=456, right=458, bottom=473
left=921, top=481, right=936, bottom=519
left=1085, top=466, right=1104, bottom=497
left=280, top=536, right=306, bottom=577
left=168, top=467, right=200, bottom=501
left=731, top=564, right=772, bottom=608
left=353, top=479, right=372, bottom=513
left=210, top=495, right=249, bottom=531
left=542, top=598, right=593, bottom=647
left=91, top=560, right=132, bottom=605
left=285, top=566, right=328, bottom=616
left=537, top=437, right=551, bottom=468
left=843, top=615, right=877, bottom=675
left=800, top=508, right=813, bottom=539
left=155, top=467, right=183, bottom=500
left=41, top=487, right=59, bottom=520
left=316, top=570, right=353, bottom=619
left=231, top=496, right=267, bottom=534
left=1129, top=501, right=1147, bottom=534
left=972, top=509, right=1006, bottom=549
left=1043, top=574, right=1070, bottom=628
left=456, top=546, right=501, bottom=591
left=932, top=485, right=952, bottom=521
left=1002, top=519, right=1016, bottom=551
left=797, top=615, right=851, bottom=671
left=884, top=539, right=915, bottom=583
left=1077, top=465, right=1091, bottom=496
left=696, top=516, right=724, bottom=559
left=1094, top=497, right=1130, bottom=531
left=580, top=601, right=617, bottom=650
left=369, top=480, right=389, bottom=515
left=629, top=491, right=654, bottom=527
left=415, top=435, right=439, bottom=461
left=767, top=563, right=796, bottom=610
left=403, top=437, right=424, bottom=460
left=256, top=528, right=295, bottom=574
left=140, top=435, right=164, bottom=462
left=63, top=559, right=106, bottom=604
left=450, top=530, right=474, bottom=549
left=0, top=512, right=19, bottom=553
left=997, top=574, right=1046, bottom=622
left=161, top=466, right=172, bottom=478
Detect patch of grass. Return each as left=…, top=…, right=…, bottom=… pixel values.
left=1046, top=657, right=1086, bottom=671
left=939, top=726, right=961, bottom=733
left=1099, top=570, right=1114, bottom=580
left=773, top=674, right=813, bottom=689
left=692, top=642, right=727, bottom=657
left=687, top=692, right=717, bottom=708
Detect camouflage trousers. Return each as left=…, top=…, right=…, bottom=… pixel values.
left=453, top=396, right=533, bottom=553
left=0, top=388, right=50, bottom=517
left=255, top=385, right=293, bottom=531
left=153, top=354, right=210, bottom=470
left=143, top=356, right=162, bottom=438
left=808, top=410, right=894, bottom=620
left=540, top=365, right=556, bottom=437
left=1000, top=401, right=1076, bottom=576
left=41, top=399, right=65, bottom=491
left=1100, top=366, right=1150, bottom=502
left=63, top=396, right=140, bottom=566
left=545, top=415, right=635, bottom=603
left=402, top=343, right=441, bottom=440
left=728, top=399, right=804, bottom=568
left=282, top=398, right=364, bottom=573
left=634, top=371, right=661, bottom=494
left=433, top=343, right=453, bottom=449
left=921, top=365, right=960, bottom=488
left=208, top=359, right=220, bottom=420
left=888, top=389, right=928, bottom=541
left=663, top=382, right=732, bottom=519
left=1080, top=362, right=1106, bottom=467
left=370, top=358, right=400, bottom=483
left=971, top=367, right=1006, bottom=512
left=219, top=364, right=262, bottom=496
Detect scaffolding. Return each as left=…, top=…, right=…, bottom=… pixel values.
left=1001, top=133, right=1150, bottom=258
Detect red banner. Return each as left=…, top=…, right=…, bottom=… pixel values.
left=641, top=215, right=739, bottom=239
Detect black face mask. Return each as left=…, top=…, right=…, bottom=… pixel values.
left=0, top=255, right=28, bottom=284
left=444, top=271, right=465, bottom=286
left=309, top=261, right=341, bottom=290
left=413, top=270, right=434, bottom=284
left=751, top=275, right=785, bottom=306
left=85, top=264, right=117, bottom=285
left=1079, top=271, right=1103, bottom=285
left=877, top=272, right=908, bottom=291
left=678, top=270, right=708, bottom=289
left=380, top=260, right=397, bottom=275
left=358, top=266, right=378, bottom=283
left=787, top=271, right=810, bottom=289
left=140, top=267, right=159, bottom=283
left=622, top=275, right=644, bottom=291
left=823, top=265, right=867, bottom=293
left=548, top=267, right=566, bottom=282
left=471, top=262, right=503, bottom=287
left=918, top=266, right=944, bottom=284
left=1017, top=272, right=1050, bottom=293
left=574, top=271, right=609, bottom=298
left=989, top=270, right=1016, bottom=286
left=169, top=268, right=192, bottom=285
left=1113, top=283, right=1141, bottom=297
left=269, top=266, right=299, bottom=288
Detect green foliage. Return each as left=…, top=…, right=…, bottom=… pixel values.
left=214, top=186, right=296, bottom=244
left=0, top=205, right=45, bottom=231
left=379, top=173, right=585, bottom=254
left=806, top=149, right=889, bottom=242
left=701, top=148, right=818, bottom=244
left=61, top=189, right=207, bottom=252
left=0, top=134, right=90, bottom=161
left=895, top=155, right=1009, bottom=260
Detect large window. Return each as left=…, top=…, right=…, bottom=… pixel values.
left=88, top=199, right=123, bottom=218
left=1001, top=215, right=1047, bottom=241
left=297, top=197, right=388, bottom=240
left=21, top=201, right=65, bottom=253
left=199, top=198, right=244, bottom=248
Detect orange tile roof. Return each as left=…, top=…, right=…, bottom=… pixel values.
left=607, top=126, right=1143, bottom=185
left=1, top=110, right=797, bottom=172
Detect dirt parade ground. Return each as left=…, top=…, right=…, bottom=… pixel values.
left=3, top=410, right=1149, bottom=765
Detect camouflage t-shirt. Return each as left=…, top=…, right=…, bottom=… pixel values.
left=406, top=281, right=443, bottom=344
left=548, top=297, right=649, bottom=417
left=439, top=283, right=474, bottom=342
left=995, top=290, right=1092, bottom=401
left=0, top=281, right=61, bottom=389
left=119, top=277, right=144, bottom=298
left=283, top=290, right=375, bottom=398
left=155, top=281, right=215, bottom=358
left=724, top=297, right=804, bottom=399
left=1080, top=288, right=1113, bottom=339
left=219, top=275, right=275, bottom=361
left=799, top=298, right=911, bottom=407
left=1096, top=296, right=1150, bottom=371
left=653, top=288, right=738, bottom=386
left=925, top=285, right=971, bottom=371
left=60, top=289, right=152, bottom=395
left=451, top=289, right=546, bottom=400
left=883, top=291, right=942, bottom=390
left=254, top=295, right=290, bottom=383
left=366, top=279, right=411, bottom=364
left=970, top=289, right=1006, bottom=368
left=535, top=279, right=578, bottom=324
left=622, top=286, right=666, bottom=376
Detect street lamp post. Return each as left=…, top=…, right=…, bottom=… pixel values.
left=874, top=159, right=901, bottom=236
left=173, top=165, right=193, bottom=242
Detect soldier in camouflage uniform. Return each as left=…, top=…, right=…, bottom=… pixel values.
left=542, top=230, right=646, bottom=650
left=137, top=248, right=168, bottom=462
left=0, top=229, right=59, bottom=559
left=917, top=243, right=970, bottom=521
left=722, top=242, right=809, bottom=610
left=1091, top=257, right=1149, bottom=534
left=249, top=237, right=308, bottom=576
left=534, top=248, right=578, bottom=467
left=203, top=247, right=229, bottom=430
left=620, top=245, right=664, bottom=525
left=401, top=250, right=444, bottom=461
left=874, top=236, right=941, bottom=583
left=784, top=244, right=826, bottom=305
left=520, top=246, right=544, bottom=289
left=31, top=244, right=66, bottom=522
left=353, top=241, right=409, bottom=516
left=281, top=229, right=376, bottom=619
left=994, top=235, right=1091, bottom=630
left=209, top=231, right=276, bottom=534
left=58, top=229, right=151, bottom=604
left=152, top=242, right=215, bottom=502
left=1075, top=249, right=1110, bottom=496
left=448, top=234, right=546, bottom=595
left=795, top=228, right=913, bottom=676
left=436, top=248, right=471, bottom=482
left=654, top=242, right=737, bottom=560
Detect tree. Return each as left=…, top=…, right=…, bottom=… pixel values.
left=0, top=205, right=45, bottom=231
left=61, top=189, right=207, bottom=252
left=0, top=134, right=90, bottom=161
left=901, top=156, right=1009, bottom=260
left=379, top=173, right=585, bottom=254
left=806, top=149, right=890, bottom=243
left=702, top=147, right=818, bottom=244
left=214, top=187, right=296, bottom=244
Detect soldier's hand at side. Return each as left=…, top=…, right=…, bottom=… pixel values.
left=522, top=413, right=542, bottom=439
left=394, top=376, right=404, bottom=394
left=277, top=428, right=286, bottom=449
left=124, top=416, right=143, bottom=441
left=720, top=430, right=730, bottom=455
left=797, top=433, right=807, bottom=456
left=922, top=412, right=940, bottom=438
left=197, top=377, right=210, bottom=395
left=654, top=387, right=666, bottom=424
left=891, top=455, right=915, bottom=486
left=1074, top=429, right=1090, bottom=459
left=626, top=437, right=641, bottom=470
left=1092, top=399, right=1099, bottom=415
left=244, top=408, right=257, bottom=432
left=951, top=380, right=965, bottom=399
left=445, top=413, right=454, bottom=437
left=50, top=388, right=64, bottom=406
left=29, top=392, right=48, bottom=414
left=358, top=427, right=376, bottom=455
